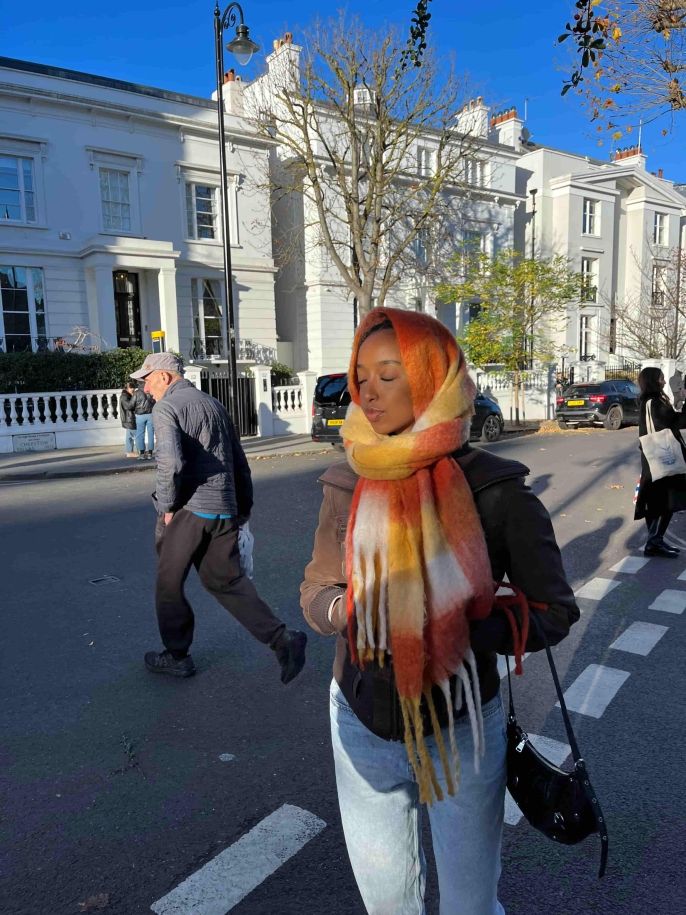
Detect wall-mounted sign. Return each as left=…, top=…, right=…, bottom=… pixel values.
left=13, top=432, right=56, bottom=452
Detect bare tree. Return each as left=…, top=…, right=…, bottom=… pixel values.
left=613, top=242, right=686, bottom=357
left=243, top=14, right=491, bottom=319
left=558, top=0, right=686, bottom=135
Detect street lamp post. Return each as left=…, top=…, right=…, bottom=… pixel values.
left=529, top=187, right=537, bottom=368
left=213, top=2, right=259, bottom=427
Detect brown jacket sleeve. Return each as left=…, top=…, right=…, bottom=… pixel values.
left=300, top=469, right=354, bottom=636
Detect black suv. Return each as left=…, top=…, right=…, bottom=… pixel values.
left=555, top=380, right=640, bottom=430
left=311, top=373, right=504, bottom=444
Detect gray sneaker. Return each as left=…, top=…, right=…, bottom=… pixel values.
left=144, top=650, right=196, bottom=678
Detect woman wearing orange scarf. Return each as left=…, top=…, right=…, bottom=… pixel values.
left=301, top=308, right=579, bottom=914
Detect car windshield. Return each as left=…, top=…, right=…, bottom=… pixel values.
left=314, top=374, right=348, bottom=405
left=565, top=385, right=601, bottom=397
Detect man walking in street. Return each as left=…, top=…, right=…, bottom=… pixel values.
left=130, top=352, right=307, bottom=683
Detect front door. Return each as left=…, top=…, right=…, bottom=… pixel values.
left=113, top=271, right=142, bottom=348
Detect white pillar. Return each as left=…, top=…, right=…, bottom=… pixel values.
left=85, top=266, right=117, bottom=350
left=297, top=370, right=318, bottom=434
left=252, top=364, right=274, bottom=437
left=157, top=268, right=180, bottom=353
left=183, top=364, right=203, bottom=390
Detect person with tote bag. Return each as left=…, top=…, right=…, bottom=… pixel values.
left=634, top=366, right=686, bottom=557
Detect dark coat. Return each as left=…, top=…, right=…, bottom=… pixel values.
left=132, top=388, right=154, bottom=415
left=634, top=394, right=686, bottom=520
left=152, top=378, right=252, bottom=517
left=119, top=390, right=137, bottom=430
left=300, top=445, right=580, bottom=739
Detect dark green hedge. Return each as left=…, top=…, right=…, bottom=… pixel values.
left=0, top=348, right=151, bottom=394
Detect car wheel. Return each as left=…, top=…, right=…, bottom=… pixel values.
left=558, top=418, right=568, bottom=429
left=480, top=414, right=502, bottom=443
left=603, top=405, right=623, bottom=430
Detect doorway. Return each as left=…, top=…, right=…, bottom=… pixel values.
left=113, top=271, right=142, bottom=348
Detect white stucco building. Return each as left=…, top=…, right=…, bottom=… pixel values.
left=515, top=140, right=686, bottom=370
left=0, top=56, right=277, bottom=362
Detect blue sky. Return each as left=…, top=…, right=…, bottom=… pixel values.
left=5, top=1, right=685, bottom=181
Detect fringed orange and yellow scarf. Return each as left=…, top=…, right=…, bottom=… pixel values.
left=342, top=308, right=494, bottom=804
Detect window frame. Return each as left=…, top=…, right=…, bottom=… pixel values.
left=580, top=256, right=599, bottom=303
left=582, top=198, right=600, bottom=236
left=0, top=154, right=38, bottom=225
left=653, top=212, right=667, bottom=247
left=99, top=166, right=133, bottom=234
left=185, top=181, right=220, bottom=242
left=191, top=277, right=225, bottom=358
left=0, top=265, right=48, bottom=353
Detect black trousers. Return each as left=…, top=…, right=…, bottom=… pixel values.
left=154, top=509, right=285, bottom=657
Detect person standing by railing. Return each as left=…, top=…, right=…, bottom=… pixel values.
left=132, top=381, right=155, bottom=461
left=119, top=381, right=138, bottom=458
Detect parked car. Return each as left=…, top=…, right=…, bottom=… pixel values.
left=311, top=373, right=504, bottom=444
left=555, top=380, right=640, bottom=430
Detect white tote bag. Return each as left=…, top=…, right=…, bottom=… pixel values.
left=237, top=522, right=254, bottom=579
left=639, top=402, right=686, bottom=482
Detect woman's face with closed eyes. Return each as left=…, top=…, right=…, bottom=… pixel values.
left=355, top=328, right=415, bottom=435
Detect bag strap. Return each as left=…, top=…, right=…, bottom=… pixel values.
left=645, top=400, right=656, bottom=434
left=506, top=612, right=609, bottom=877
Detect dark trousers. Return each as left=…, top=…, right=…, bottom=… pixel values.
left=154, top=509, right=285, bottom=657
left=645, top=511, right=673, bottom=546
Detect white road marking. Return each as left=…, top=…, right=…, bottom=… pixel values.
left=648, top=589, right=686, bottom=614
left=609, top=556, right=649, bottom=574
left=218, top=753, right=236, bottom=762
left=557, top=664, right=630, bottom=718
left=609, top=621, right=669, bottom=656
left=665, top=531, right=686, bottom=549
left=677, top=568, right=686, bottom=581
left=497, top=654, right=530, bottom=679
left=150, top=804, right=326, bottom=915
left=574, top=578, right=621, bottom=601
left=504, top=734, right=571, bottom=826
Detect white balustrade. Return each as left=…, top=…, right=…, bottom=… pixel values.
left=272, top=384, right=303, bottom=416
left=1, top=389, right=122, bottom=429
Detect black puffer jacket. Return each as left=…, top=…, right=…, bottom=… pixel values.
left=133, top=388, right=154, bottom=415
left=301, top=445, right=580, bottom=741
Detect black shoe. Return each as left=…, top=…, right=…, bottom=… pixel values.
left=273, top=629, right=307, bottom=684
left=644, top=544, right=680, bottom=558
left=144, top=650, right=196, bottom=677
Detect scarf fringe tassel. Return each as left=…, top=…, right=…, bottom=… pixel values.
left=399, top=656, right=487, bottom=806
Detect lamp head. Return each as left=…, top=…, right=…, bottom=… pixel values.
left=227, top=24, right=260, bottom=66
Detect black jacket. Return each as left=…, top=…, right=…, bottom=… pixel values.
left=634, top=395, right=686, bottom=520
left=133, top=388, right=154, bottom=415
left=302, top=446, right=580, bottom=741
left=119, top=391, right=137, bottom=430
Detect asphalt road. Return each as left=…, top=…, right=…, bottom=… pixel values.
left=2, top=429, right=685, bottom=915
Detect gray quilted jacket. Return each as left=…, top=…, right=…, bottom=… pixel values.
left=152, top=378, right=252, bottom=517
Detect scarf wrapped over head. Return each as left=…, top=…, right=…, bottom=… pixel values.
left=342, top=307, right=494, bottom=804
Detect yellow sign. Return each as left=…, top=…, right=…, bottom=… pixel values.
left=151, top=331, right=165, bottom=339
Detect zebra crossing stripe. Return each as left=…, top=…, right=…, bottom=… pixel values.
left=609, top=556, right=649, bottom=574
left=574, top=578, right=621, bottom=601
left=150, top=805, right=326, bottom=915
left=556, top=664, right=630, bottom=718
left=648, top=590, right=686, bottom=614
left=609, top=621, right=668, bottom=656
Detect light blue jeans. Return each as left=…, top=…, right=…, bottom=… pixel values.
left=135, top=414, right=154, bottom=453
left=330, top=679, right=507, bottom=915
left=124, top=428, right=136, bottom=454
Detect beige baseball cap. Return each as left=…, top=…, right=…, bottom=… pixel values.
left=130, top=352, right=185, bottom=380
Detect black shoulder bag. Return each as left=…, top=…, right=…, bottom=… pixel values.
left=505, top=613, right=609, bottom=878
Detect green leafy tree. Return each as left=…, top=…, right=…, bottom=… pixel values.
left=437, top=248, right=581, bottom=421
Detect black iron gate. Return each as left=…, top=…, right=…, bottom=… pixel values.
left=605, top=361, right=641, bottom=383
left=199, top=370, right=258, bottom=437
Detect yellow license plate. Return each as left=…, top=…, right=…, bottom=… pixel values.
left=327, top=419, right=344, bottom=426
left=566, top=400, right=585, bottom=406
